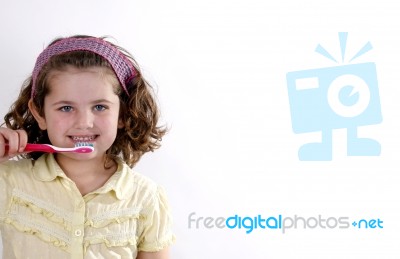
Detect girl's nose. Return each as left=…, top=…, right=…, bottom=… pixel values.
left=75, top=110, right=94, bottom=129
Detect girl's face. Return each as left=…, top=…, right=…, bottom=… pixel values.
left=30, top=66, right=123, bottom=160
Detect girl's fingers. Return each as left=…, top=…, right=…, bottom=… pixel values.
left=0, top=128, right=28, bottom=160
left=15, top=129, right=28, bottom=153
left=5, top=130, right=19, bottom=156
left=0, top=134, right=5, bottom=158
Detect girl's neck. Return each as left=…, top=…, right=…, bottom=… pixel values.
left=54, top=154, right=117, bottom=196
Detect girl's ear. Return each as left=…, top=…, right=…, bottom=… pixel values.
left=28, top=99, right=47, bottom=130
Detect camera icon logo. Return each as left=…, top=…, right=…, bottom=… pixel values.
left=286, top=33, right=382, bottom=161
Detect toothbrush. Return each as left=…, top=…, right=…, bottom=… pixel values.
left=5, top=142, right=94, bottom=153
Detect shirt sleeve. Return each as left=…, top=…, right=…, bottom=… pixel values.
left=137, top=186, right=175, bottom=252
left=0, top=162, right=10, bottom=217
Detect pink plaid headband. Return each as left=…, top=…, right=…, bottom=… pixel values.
left=31, top=37, right=137, bottom=98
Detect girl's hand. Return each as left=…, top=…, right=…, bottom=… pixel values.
left=0, top=128, right=28, bottom=163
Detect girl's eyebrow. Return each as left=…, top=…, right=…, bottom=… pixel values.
left=51, top=100, right=74, bottom=106
left=51, top=99, right=114, bottom=106
left=90, top=99, right=114, bottom=104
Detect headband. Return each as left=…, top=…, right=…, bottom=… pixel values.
left=31, top=37, right=137, bottom=98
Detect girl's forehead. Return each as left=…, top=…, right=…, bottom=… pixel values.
left=47, top=66, right=120, bottom=90
left=46, top=66, right=120, bottom=99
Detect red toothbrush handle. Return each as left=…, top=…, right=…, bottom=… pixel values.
left=24, top=144, right=56, bottom=153
left=5, top=143, right=55, bottom=153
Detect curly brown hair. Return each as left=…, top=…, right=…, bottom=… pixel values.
left=3, top=35, right=166, bottom=167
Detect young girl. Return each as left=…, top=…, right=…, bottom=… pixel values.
left=0, top=35, right=175, bottom=258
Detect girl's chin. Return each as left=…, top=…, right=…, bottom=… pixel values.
left=55, top=151, right=101, bottom=160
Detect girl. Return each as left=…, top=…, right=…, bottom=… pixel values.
left=0, top=35, right=174, bottom=258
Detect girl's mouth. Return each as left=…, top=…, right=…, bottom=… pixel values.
left=70, top=135, right=97, bottom=142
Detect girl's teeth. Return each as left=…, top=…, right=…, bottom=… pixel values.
left=72, top=136, right=95, bottom=141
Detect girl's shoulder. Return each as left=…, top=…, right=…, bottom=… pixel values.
left=115, top=161, right=166, bottom=203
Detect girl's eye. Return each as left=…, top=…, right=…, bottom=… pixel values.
left=94, top=105, right=106, bottom=111
left=60, top=106, right=73, bottom=112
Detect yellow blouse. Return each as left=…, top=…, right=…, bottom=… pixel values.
left=0, top=154, right=175, bottom=258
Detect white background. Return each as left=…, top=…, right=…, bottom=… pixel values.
left=1, top=1, right=400, bottom=258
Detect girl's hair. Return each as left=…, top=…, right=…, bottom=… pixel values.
left=3, top=35, right=166, bottom=167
